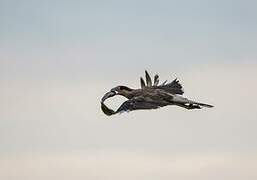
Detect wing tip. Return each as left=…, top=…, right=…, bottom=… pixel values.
left=145, top=70, right=152, bottom=87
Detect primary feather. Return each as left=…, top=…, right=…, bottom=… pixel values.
left=145, top=70, right=152, bottom=87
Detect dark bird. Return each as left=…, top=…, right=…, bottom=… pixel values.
left=101, top=71, right=213, bottom=116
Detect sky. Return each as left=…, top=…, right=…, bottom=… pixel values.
left=0, top=0, right=257, bottom=179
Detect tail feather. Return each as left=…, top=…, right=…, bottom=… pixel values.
left=186, top=98, right=214, bottom=108
left=171, top=95, right=214, bottom=108
left=192, top=102, right=214, bottom=108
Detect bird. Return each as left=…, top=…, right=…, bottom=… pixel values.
left=101, top=70, right=213, bottom=116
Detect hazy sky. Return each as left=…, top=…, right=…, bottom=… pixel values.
left=1, top=0, right=257, bottom=179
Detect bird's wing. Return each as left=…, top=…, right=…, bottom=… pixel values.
left=116, top=96, right=162, bottom=113
left=101, top=102, right=116, bottom=116
left=140, top=77, right=146, bottom=88
left=157, top=78, right=184, bottom=95
left=139, top=71, right=184, bottom=95
left=140, top=70, right=159, bottom=88
left=153, top=74, right=159, bottom=86
left=145, top=70, right=152, bottom=87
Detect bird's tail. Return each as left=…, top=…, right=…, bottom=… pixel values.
left=171, top=95, right=214, bottom=109
left=189, top=100, right=214, bottom=108
left=194, top=102, right=214, bottom=108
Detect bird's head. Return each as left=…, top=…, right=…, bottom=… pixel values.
left=111, top=86, right=132, bottom=94
left=101, top=86, right=132, bottom=103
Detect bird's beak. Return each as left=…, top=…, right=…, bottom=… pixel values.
left=101, top=91, right=117, bottom=103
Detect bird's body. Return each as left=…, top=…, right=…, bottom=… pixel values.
left=101, top=71, right=213, bottom=115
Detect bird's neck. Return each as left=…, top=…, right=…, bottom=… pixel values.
left=119, top=89, right=138, bottom=99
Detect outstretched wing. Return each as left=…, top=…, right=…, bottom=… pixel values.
left=101, top=102, right=116, bottom=116
left=101, top=97, right=162, bottom=115
left=140, top=70, right=159, bottom=88
left=157, top=78, right=184, bottom=95
left=116, top=97, right=162, bottom=113
left=140, top=71, right=184, bottom=95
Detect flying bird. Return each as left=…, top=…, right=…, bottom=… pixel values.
left=101, top=71, right=213, bottom=116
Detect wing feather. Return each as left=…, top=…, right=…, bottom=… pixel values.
left=145, top=70, right=152, bottom=87
left=160, top=80, right=167, bottom=86
left=139, top=71, right=184, bottom=94
left=153, top=74, right=159, bottom=86
left=158, top=78, right=184, bottom=95
left=116, top=97, right=161, bottom=113
left=140, top=77, right=146, bottom=88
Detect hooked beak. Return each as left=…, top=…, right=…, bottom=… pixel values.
left=101, top=90, right=117, bottom=103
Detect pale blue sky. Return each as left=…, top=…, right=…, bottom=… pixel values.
left=1, top=0, right=257, bottom=80
left=0, top=1, right=257, bottom=179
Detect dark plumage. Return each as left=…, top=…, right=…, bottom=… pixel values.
left=101, top=70, right=213, bottom=116
left=153, top=74, right=159, bottom=86
left=145, top=70, right=152, bottom=87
